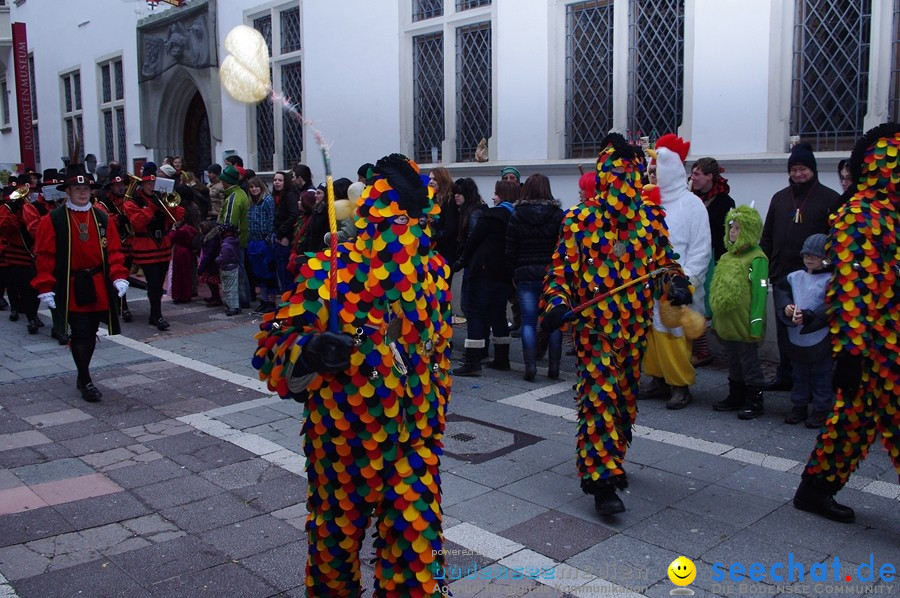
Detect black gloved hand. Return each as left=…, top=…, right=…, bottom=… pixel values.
left=667, top=276, right=693, bottom=306
left=303, top=331, right=354, bottom=374
left=832, top=352, right=863, bottom=397
left=540, top=304, right=569, bottom=333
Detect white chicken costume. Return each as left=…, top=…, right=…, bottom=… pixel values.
left=643, top=135, right=711, bottom=400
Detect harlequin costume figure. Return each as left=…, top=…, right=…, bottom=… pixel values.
left=31, top=165, right=130, bottom=402
left=539, top=133, right=691, bottom=516
left=124, top=163, right=184, bottom=331
left=96, top=174, right=134, bottom=322
left=252, top=154, right=451, bottom=596
left=794, top=122, right=900, bottom=524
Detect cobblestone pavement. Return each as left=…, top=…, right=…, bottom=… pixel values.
left=0, top=290, right=897, bottom=597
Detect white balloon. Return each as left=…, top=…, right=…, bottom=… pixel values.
left=220, top=25, right=271, bottom=104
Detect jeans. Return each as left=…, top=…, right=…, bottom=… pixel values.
left=465, top=278, right=512, bottom=341
left=791, top=359, right=834, bottom=413
left=516, top=279, right=561, bottom=361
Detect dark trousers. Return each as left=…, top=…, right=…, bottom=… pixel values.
left=717, top=338, right=765, bottom=387
left=68, top=311, right=104, bottom=383
left=791, top=359, right=834, bottom=412
left=6, top=265, right=38, bottom=319
left=142, top=261, right=169, bottom=322
left=772, top=295, right=793, bottom=382
left=274, top=241, right=295, bottom=295
left=465, top=278, right=512, bottom=341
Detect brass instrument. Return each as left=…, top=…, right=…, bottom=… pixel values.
left=10, top=186, right=31, bottom=203
left=124, top=174, right=141, bottom=201
left=158, top=191, right=181, bottom=224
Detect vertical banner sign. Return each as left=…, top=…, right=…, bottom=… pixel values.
left=12, top=23, right=35, bottom=172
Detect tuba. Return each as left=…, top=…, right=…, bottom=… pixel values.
left=124, top=174, right=141, bottom=201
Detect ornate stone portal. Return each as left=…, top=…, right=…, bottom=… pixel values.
left=137, top=0, right=221, bottom=172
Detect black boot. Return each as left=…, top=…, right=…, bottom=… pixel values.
left=593, top=485, right=625, bottom=516
left=480, top=337, right=491, bottom=363
left=737, top=386, right=764, bottom=419
left=453, top=343, right=483, bottom=377
left=523, top=347, right=536, bottom=382
left=535, top=329, right=548, bottom=361
left=713, top=379, right=746, bottom=411
left=793, top=477, right=855, bottom=523
left=547, top=360, right=560, bottom=380
left=638, top=376, right=670, bottom=400
left=487, top=340, right=510, bottom=371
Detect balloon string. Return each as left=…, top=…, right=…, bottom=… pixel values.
left=267, top=90, right=339, bottom=333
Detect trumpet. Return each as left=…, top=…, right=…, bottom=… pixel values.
left=10, top=186, right=31, bottom=203
left=124, top=174, right=141, bottom=201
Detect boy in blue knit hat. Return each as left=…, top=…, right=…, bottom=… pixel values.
left=774, top=233, right=834, bottom=428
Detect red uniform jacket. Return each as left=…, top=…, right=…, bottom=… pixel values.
left=32, top=207, right=129, bottom=313
left=124, top=189, right=184, bottom=265
left=0, top=201, right=34, bottom=267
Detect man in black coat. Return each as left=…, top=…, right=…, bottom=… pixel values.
left=760, top=143, right=841, bottom=391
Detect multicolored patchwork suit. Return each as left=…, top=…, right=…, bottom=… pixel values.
left=252, top=155, right=451, bottom=596
left=800, top=123, right=900, bottom=506
left=541, top=134, right=684, bottom=507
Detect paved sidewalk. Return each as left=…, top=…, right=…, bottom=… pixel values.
left=0, top=292, right=897, bottom=597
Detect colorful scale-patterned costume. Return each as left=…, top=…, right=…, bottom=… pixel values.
left=802, top=123, right=900, bottom=490
left=542, top=134, right=683, bottom=495
left=252, top=155, right=451, bottom=597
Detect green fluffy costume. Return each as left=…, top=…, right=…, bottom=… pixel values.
left=709, top=205, right=768, bottom=341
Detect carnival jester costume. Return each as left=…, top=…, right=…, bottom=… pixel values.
left=540, top=133, right=691, bottom=515
left=794, top=123, right=900, bottom=524
left=252, top=155, right=452, bottom=596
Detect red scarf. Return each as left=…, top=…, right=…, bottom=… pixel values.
left=693, top=176, right=730, bottom=204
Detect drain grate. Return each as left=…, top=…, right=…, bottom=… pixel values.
left=450, top=432, right=476, bottom=442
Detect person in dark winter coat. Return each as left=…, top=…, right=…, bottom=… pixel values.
left=428, top=167, right=459, bottom=274
left=760, top=143, right=842, bottom=391
left=216, top=224, right=242, bottom=316
left=452, top=180, right=517, bottom=376
left=197, top=220, right=222, bottom=307
left=452, top=178, right=486, bottom=318
left=274, top=165, right=310, bottom=293
left=689, top=157, right=736, bottom=368
left=505, top=174, right=564, bottom=381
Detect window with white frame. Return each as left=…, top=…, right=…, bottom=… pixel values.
left=251, top=4, right=303, bottom=172
left=0, top=78, right=10, bottom=128
left=791, top=0, right=871, bottom=151
left=407, top=0, right=492, bottom=164
left=61, top=69, right=84, bottom=164
left=99, top=57, right=126, bottom=165
left=627, top=0, right=683, bottom=140
left=564, top=0, right=683, bottom=159
left=29, top=54, right=39, bottom=166
left=565, top=0, right=614, bottom=159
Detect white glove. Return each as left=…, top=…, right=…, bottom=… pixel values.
left=38, top=292, right=56, bottom=310
left=113, top=279, right=129, bottom=298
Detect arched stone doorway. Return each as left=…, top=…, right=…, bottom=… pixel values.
left=184, top=91, right=211, bottom=176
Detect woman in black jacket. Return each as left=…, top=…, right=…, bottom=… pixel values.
left=452, top=180, right=519, bottom=376
left=428, top=167, right=459, bottom=274
left=452, top=177, right=486, bottom=321
left=505, top=174, right=564, bottom=381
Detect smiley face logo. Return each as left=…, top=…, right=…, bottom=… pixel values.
left=668, top=556, right=696, bottom=586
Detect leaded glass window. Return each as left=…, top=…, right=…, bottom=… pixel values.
left=413, top=33, right=445, bottom=164
left=456, top=0, right=490, bottom=10
left=413, top=0, right=442, bottom=22
left=282, top=62, right=303, bottom=168
left=61, top=70, right=83, bottom=163
left=98, top=58, right=125, bottom=164
left=456, top=22, right=491, bottom=162
left=252, top=6, right=303, bottom=170
left=791, top=0, right=871, bottom=151
left=566, top=0, right=614, bottom=159
left=628, top=0, right=684, bottom=139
